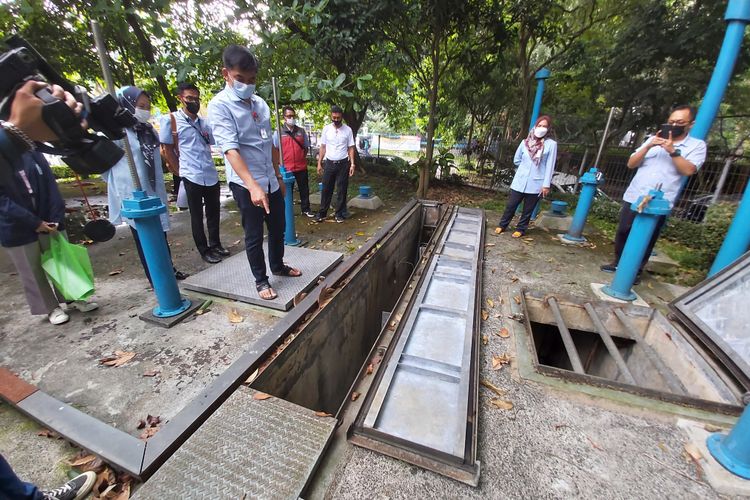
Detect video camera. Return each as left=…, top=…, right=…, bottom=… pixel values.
left=0, top=35, right=135, bottom=174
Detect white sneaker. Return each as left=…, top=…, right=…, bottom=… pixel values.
left=65, top=300, right=99, bottom=313
left=48, top=307, right=70, bottom=325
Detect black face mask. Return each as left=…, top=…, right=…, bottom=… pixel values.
left=185, top=101, right=200, bottom=115
left=660, top=123, right=686, bottom=138
left=332, top=119, right=342, bottom=127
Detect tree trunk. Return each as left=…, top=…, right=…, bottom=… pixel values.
left=121, top=0, right=178, bottom=111
left=466, top=114, right=475, bottom=165
left=417, top=39, right=440, bottom=199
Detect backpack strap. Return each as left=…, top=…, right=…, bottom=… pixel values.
left=170, top=112, right=179, bottom=157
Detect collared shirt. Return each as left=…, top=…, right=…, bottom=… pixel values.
left=158, top=110, right=218, bottom=187
left=320, top=123, right=354, bottom=161
left=510, top=138, right=557, bottom=194
left=623, top=134, right=707, bottom=208
left=207, top=85, right=279, bottom=194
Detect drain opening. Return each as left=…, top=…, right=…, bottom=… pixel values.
left=531, top=321, right=636, bottom=382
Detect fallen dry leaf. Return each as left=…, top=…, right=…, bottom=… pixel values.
left=480, top=379, right=506, bottom=396
left=315, top=411, right=333, bottom=417
left=99, top=351, right=136, bottom=368
left=108, top=269, right=123, bottom=276
left=497, top=327, right=510, bottom=338
left=244, top=368, right=260, bottom=386
left=485, top=243, right=496, bottom=247
left=139, top=427, right=159, bottom=441
left=513, top=295, right=521, bottom=305
left=69, top=454, right=98, bottom=467
left=351, top=392, right=360, bottom=401
left=491, top=268, right=496, bottom=274
left=253, top=392, right=273, bottom=401
left=355, top=231, right=365, bottom=236
left=492, top=353, right=511, bottom=370
left=486, top=298, right=495, bottom=308
left=366, top=363, right=374, bottom=375
left=228, top=308, right=243, bottom=324
left=482, top=335, right=489, bottom=345
left=587, top=436, right=603, bottom=451
left=37, top=429, right=62, bottom=439
left=490, top=398, right=514, bottom=410
left=684, top=443, right=703, bottom=462
left=142, top=370, right=160, bottom=377
left=481, top=309, right=489, bottom=321
left=510, top=276, right=519, bottom=282
left=230, top=239, right=241, bottom=246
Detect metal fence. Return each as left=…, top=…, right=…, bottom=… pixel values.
left=456, top=141, right=750, bottom=222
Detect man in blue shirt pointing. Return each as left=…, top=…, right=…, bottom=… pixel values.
left=208, top=45, right=302, bottom=300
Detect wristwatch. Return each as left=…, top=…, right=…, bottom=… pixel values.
left=669, top=149, right=681, bottom=158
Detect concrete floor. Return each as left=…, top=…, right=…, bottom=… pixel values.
left=0, top=178, right=741, bottom=497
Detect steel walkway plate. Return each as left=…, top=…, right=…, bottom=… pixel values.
left=352, top=206, right=483, bottom=485
left=134, top=388, right=336, bottom=499
left=182, top=244, right=343, bottom=311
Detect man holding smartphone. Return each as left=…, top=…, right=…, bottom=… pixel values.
left=600, top=105, right=707, bottom=281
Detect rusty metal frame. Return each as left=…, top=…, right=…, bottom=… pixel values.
left=519, top=288, right=743, bottom=416
left=0, top=199, right=422, bottom=480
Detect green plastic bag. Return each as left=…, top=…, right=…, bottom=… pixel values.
left=41, top=233, right=95, bottom=301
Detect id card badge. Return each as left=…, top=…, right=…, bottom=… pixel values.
left=260, top=128, right=268, bottom=139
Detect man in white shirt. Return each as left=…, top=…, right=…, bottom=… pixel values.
left=314, top=105, right=355, bottom=223
left=601, top=105, right=707, bottom=280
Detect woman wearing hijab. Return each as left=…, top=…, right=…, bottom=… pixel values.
left=103, top=86, right=188, bottom=283
left=495, top=115, right=557, bottom=238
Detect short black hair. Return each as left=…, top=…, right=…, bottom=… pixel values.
left=282, top=105, right=295, bottom=115
left=177, top=82, right=199, bottom=95
left=331, top=105, right=343, bottom=114
left=671, top=104, right=696, bottom=121
left=222, top=45, right=259, bottom=71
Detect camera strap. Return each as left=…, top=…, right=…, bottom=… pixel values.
left=180, top=110, right=210, bottom=146
left=170, top=112, right=179, bottom=157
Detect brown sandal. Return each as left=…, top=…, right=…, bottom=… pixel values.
left=256, top=281, right=278, bottom=300
left=272, top=265, right=302, bottom=277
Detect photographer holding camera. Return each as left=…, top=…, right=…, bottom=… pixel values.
left=600, top=105, right=707, bottom=281
left=0, top=79, right=99, bottom=499
left=1, top=81, right=98, bottom=325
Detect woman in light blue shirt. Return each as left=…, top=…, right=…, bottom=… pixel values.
left=103, top=86, right=188, bottom=284
left=496, top=115, right=557, bottom=237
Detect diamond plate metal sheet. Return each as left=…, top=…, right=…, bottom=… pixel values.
left=135, top=388, right=336, bottom=500
left=182, top=244, right=343, bottom=311
left=354, top=206, right=483, bottom=483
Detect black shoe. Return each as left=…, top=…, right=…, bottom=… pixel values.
left=341, top=210, right=351, bottom=219
left=313, top=214, right=325, bottom=223
left=42, top=471, right=97, bottom=500
left=335, top=215, right=345, bottom=223
left=600, top=263, right=617, bottom=273
left=175, top=270, right=190, bottom=280
left=303, top=210, right=316, bottom=218
left=212, top=245, right=230, bottom=257
left=202, top=251, right=222, bottom=264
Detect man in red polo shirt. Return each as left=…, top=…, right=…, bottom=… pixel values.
left=272, top=105, right=314, bottom=217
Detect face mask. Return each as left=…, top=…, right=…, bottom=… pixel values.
left=185, top=101, right=200, bottom=115
left=134, top=108, right=151, bottom=123
left=231, top=79, right=255, bottom=99
left=285, top=118, right=296, bottom=127
left=534, top=126, right=548, bottom=138
left=332, top=119, right=342, bottom=127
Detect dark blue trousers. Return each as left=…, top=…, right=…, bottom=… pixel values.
left=0, top=454, right=42, bottom=500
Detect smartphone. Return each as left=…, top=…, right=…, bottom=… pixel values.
left=658, top=124, right=672, bottom=137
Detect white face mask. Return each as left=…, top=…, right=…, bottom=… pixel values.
left=134, top=108, right=151, bottom=123
left=534, top=126, right=548, bottom=138
left=231, top=79, right=255, bottom=99
left=285, top=118, right=296, bottom=127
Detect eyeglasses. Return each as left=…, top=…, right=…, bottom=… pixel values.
left=667, top=120, right=691, bottom=126
left=184, top=97, right=200, bottom=103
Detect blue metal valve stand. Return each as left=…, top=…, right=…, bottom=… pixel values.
left=529, top=68, right=551, bottom=130
left=359, top=185, right=373, bottom=198
left=707, top=404, right=750, bottom=479
left=280, top=166, right=301, bottom=246
left=121, top=191, right=191, bottom=317
left=602, top=189, right=670, bottom=301
left=563, top=168, right=601, bottom=242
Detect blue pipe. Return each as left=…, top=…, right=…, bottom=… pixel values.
left=280, top=166, right=301, bottom=246
left=602, top=189, right=670, bottom=301
left=121, top=191, right=191, bottom=317
left=706, top=2, right=750, bottom=276
left=707, top=404, right=750, bottom=479
left=563, top=168, right=601, bottom=242
left=529, top=68, right=551, bottom=130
